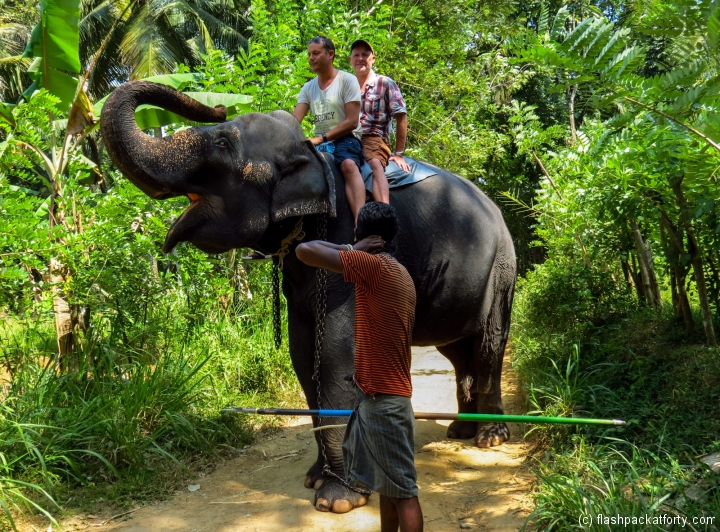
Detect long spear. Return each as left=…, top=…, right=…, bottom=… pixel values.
left=222, top=407, right=626, bottom=426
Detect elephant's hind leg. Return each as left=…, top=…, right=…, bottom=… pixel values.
left=437, top=337, right=480, bottom=440
left=437, top=328, right=511, bottom=448
left=472, top=328, right=511, bottom=448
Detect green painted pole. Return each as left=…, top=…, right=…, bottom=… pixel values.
left=222, top=407, right=626, bottom=426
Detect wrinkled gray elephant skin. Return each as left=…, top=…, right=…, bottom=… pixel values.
left=101, top=81, right=517, bottom=514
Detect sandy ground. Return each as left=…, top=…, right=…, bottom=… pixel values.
left=33, top=347, right=534, bottom=532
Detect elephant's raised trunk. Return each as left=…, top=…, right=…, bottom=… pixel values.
left=100, top=81, right=226, bottom=199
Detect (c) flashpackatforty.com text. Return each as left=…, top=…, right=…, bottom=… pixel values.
left=578, top=513, right=716, bottom=528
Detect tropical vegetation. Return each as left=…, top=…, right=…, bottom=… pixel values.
left=0, top=0, right=719, bottom=529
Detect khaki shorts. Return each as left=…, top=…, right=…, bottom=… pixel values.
left=361, top=135, right=392, bottom=167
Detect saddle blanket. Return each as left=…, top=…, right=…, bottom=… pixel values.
left=360, top=156, right=438, bottom=192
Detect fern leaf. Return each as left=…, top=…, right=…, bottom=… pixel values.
left=594, top=27, right=632, bottom=68
left=562, top=17, right=598, bottom=51
left=615, top=45, right=645, bottom=78
left=672, top=84, right=709, bottom=113
left=566, top=18, right=606, bottom=53
left=550, top=6, right=571, bottom=41
left=708, top=3, right=720, bottom=50
left=666, top=36, right=704, bottom=65
left=584, top=21, right=615, bottom=60
left=602, top=45, right=645, bottom=80
left=658, top=61, right=706, bottom=90
left=538, top=2, right=550, bottom=37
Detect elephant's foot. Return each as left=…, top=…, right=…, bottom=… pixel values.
left=304, top=460, right=324, bottom=489
left=314, top=477, right=369, bottom=513
left=447, top=420, right=477, bottom=440
left=475, top=422, right=510, bottom=448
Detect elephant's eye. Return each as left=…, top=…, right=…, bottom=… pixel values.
left=215, top=138, right=229, bottom=148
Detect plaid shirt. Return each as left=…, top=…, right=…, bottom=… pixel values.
left=359, top=72, right=407, bottom=139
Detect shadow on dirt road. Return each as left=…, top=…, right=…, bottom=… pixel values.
left=58, top=346, right=534, bottom=532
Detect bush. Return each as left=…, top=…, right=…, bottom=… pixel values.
left=512, top=256, right=637, bottom=367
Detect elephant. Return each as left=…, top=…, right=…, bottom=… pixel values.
left=101, top=81, right=517, bottom=514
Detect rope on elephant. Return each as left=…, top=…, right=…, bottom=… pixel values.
left=274, top=216, right=305, bottom=270
left=309, top=423, right=348, bottom=432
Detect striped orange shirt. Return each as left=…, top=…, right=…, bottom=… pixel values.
left=339, top=250, right=416, bottom=397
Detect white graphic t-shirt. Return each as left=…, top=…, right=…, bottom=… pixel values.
left=298, top=70, right=363, bottom=140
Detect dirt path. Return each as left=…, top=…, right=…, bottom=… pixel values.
left=58, top=347, right=534, bottom=531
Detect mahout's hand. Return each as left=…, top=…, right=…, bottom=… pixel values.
left=310, top=136, right=324, bottom=146
left=354, top=235, right=385, bottom=254
left=390, top=155, right=411, bottom=172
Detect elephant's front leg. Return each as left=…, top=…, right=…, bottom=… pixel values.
left=287, top=288, right=368, bottom=513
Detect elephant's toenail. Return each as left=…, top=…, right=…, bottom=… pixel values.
left=313, top=479, right=324, bottom=489
left=316, top=498, right=331, bottom=512
left=332, top=500, right=353, bottom=513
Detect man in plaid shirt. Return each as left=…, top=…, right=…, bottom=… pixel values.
left=350, top=40, right=411, bottom=204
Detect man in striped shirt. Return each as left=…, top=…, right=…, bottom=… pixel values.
left=295, top=202, right=422, bottom=531
left=350, top=40, right=411, bottom=205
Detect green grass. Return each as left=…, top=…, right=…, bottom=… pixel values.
left=0, top=273, right=300, bottom=529
left=513, top=302, right=720, bottom=531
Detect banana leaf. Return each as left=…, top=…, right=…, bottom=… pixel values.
left=22, top=0, right=81, bottom=111
left=0, top=103, right=16, bottom=127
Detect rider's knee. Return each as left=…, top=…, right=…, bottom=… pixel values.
left=369, top=158, right=384, bottom=172
left=340, top=159, right=358, bottom=174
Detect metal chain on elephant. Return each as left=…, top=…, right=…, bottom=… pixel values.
left=272, top=262, right=282, bottom=349
left=312, top=213, right=372, bottom=497
left=271, top=217, right=306, bottom=349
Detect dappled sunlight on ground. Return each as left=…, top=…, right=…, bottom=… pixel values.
left=42, top=346, right=533, bottom=532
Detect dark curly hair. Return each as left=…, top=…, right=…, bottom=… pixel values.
left=356, top=202, right=399, bottom=254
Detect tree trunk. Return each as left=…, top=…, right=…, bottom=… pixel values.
left=620, top=256, right=634, bottom=292
left=48, top=185, right=77, bottom=368
left=629, top=253, right=645, bottom=303
left=671, top=178, right=716, bottom=345
left=568, top=85, right=578, bottom=143
left=630, top=221, right=662, bottom=310
left=659, top=212, right=695, bottom=337
left=669, top=268, right=680, bottom=318
left=674, top=267, right=695, bottom=337
left=705, top=251, right=720, bottom=320
left=661, top=226, right=682, bottom=319
left=50, top=257, right=75, bottom=365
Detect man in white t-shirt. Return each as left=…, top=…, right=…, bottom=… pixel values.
left=293, top=36, right=366, bottom=225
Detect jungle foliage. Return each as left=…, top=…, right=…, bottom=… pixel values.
left=1, top=0, right=720, bottom=528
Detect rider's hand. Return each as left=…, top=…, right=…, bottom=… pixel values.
left=354, top=235, right=385, bottom=254
left=390, top=155, right=411, bottom=172
left=310, top=136, right=324, bottom=146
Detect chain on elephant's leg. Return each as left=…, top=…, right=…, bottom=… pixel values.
left=314, top=478, right=369, bottom=513
left=312, top=425, right=370, bottom=513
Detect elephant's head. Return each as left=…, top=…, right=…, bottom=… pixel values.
left=101, top=81, right=336, bottom=254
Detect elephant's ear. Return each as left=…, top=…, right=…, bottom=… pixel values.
left=270, top=140, right=337, bottom=221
